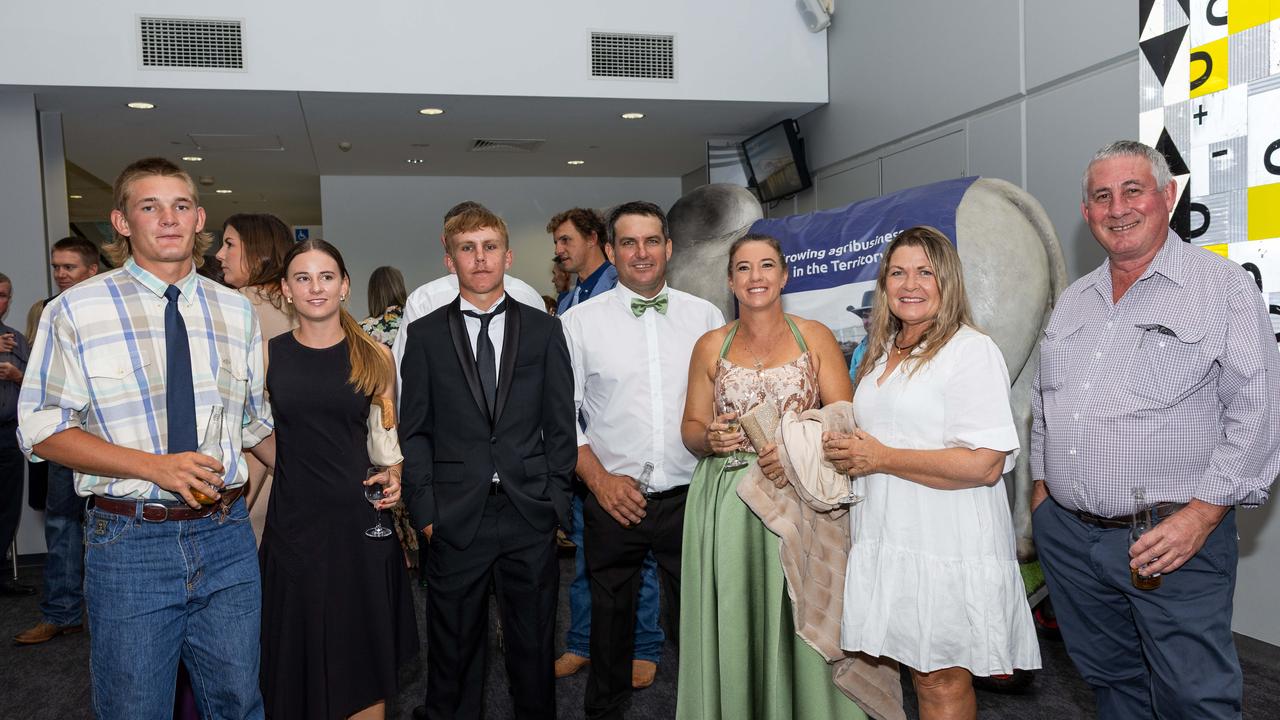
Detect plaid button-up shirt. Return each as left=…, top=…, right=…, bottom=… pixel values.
left=1031, top=232, right=1280, bottom=517
left=18, top=258, right=273, bottom=500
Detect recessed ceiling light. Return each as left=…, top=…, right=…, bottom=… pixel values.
left=215, top=189, right=233, bottom=194
left=126, top=101, right=155, bottom=110
left=406, top=158, right=425, bottom=164
left=68, top=194, right=83, bottom=200
left=621, top=112, right=645, bottom=120
left=567, top=160, right=585, bottom=166
left=182, top=156, right=203, bottom=162
left=418, top=107, right=445, bottom=116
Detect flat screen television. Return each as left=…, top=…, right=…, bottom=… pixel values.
left=741, top=119, right=812, bottom=203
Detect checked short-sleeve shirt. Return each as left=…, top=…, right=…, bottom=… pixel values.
left=18, top=258, right=273, bottom=501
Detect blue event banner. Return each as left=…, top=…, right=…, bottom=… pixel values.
left=749, top=175, right=977, bottom=295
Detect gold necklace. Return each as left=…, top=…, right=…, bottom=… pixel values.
left=741, top=324, right=781, bottom=371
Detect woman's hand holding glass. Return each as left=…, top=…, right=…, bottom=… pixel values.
left=363, top=466, right=401, bottom=510
left=705, top=412, right=746, bottom=456
left=822, top=429, right=887, bottom=476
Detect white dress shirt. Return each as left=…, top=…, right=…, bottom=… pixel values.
left=392, top=272, right=544, bottom=402
left=458, top=295, right=507, bottom=372
left=459, top=295, right=508, bottom=484
left=562, top=283, right=724, bottom=492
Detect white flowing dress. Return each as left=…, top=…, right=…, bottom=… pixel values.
left=841, top=326, right=1041, bottom=675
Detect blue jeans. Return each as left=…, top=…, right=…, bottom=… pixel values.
left=39, top=461, right=85, bottom=626
left=1034, top=498, right=1241, bottom=720
left=84, top=496, right=264, bottom=720
left=566, top=492, right=664, bottom=661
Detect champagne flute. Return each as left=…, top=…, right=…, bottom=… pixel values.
left=723, top=417, right=749, bottom=471
left=829, top=430, right=864, bottom=506
left=364, top=466, right=393, bottom=538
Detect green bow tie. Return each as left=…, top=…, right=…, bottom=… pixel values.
left=630, top=294, right=668, bottom=317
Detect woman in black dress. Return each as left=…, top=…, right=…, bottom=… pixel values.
left=261, top=239, right=418, bottom=719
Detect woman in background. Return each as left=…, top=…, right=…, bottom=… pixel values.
left=215, top=213, right=295, bottom=542
left=358, top=265, right=420, bottom=579
left=359, top=265, right=407, bottom=347
left=261, top=239, right=417, bottom=719
left=678, top=234, right=863, bottom=720
left=826, top=226, right=1039, bottom=720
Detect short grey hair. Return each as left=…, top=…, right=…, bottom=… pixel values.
left=1081, top=140, right=1174, bottom=201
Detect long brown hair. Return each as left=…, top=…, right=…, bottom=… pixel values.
left=105, top=157, right=213, bottom=268
left=853, top=226, right=975, bottom=387
left=366, top=266, right=407, bottom=316
left=281, top=239, right=391, bottom=398
left=223, top=214, right=294, bottom=305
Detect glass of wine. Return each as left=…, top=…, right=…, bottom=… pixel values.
left=828, top=430, right=864, bottom=506
left=723, top=418, right=749, bottom=471
left=364, top=466, right=393, bottom=539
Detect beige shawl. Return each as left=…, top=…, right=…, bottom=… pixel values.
left=736, top=401, right=906, bottom=720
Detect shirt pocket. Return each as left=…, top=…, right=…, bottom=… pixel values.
left=1038, top=317, right=1087, bottom=391
left=1126, top=318, right=1209, bottom=407
left=216, top=354, right=250, bottom=412
left=84, top=350, right=149, bottom=400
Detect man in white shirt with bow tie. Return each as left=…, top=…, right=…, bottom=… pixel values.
left=560, top=201, right=723, bottom=720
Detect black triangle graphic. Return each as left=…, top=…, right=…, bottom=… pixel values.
left=1156, top=127, right=1191, bottom=176
left=1139, top=0, right=1156, bottom=35
left=1169, top=178, right=1192, bottom=242
left=1141, top=25, right=1187, bottom=87
left=1176, top=0, right=1190, bottom=19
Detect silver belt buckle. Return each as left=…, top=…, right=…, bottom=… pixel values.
left=141, top=502, right=170, bottom=522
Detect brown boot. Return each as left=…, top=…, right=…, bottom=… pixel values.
left=14, top=621, right=84, bottom=646
left=554, top=652, right=590, bottom=678
left=631, top=659, right=657, bottom=689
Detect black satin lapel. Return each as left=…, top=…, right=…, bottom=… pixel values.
left=493, top=297, right=520, bottom=424
left=447, top=301, right=491, bottom=422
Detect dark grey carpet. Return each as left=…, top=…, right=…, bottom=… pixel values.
left=2, top=555, right=1277, bottom=719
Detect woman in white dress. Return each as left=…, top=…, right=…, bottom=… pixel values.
left=824, top=226, right=1040, bottom=720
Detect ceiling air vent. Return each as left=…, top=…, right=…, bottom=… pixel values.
left=138, top=16, right=244, bottom=70
left=590, top=32, right=675, bottom=80
left=469, top=138, right=546, bottom=153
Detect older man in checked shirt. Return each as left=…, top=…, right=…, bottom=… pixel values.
left=1030, top=140, right=1280, bottom=720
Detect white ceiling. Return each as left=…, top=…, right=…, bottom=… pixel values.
left=30, top=85, right=820, bottom=228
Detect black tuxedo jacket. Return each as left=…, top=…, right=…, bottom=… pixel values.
left=399, top=296, right=576, bottom=549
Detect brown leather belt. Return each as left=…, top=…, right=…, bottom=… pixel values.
left=1069, top=501, right=1185, bottom=529
left=643, top=485, right=689, bottom=501
left=92, top=485, right=245, bottom=522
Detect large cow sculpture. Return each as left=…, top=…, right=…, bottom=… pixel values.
left=666, top=179, right=1068, bottom=560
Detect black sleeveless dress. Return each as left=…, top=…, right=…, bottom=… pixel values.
left=260, top=334, right=418, bottom=719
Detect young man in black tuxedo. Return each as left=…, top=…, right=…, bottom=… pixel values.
left=400, top=206, right=576, bottom=720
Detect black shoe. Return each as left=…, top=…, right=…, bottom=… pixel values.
left=0, top=580, right=35, bottom=597
left=412, top=705, right=427, bottom=719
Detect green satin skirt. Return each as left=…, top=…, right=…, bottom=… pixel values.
left=676, top=453, right=867, bottom=720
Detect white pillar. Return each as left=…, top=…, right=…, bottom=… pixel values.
left=0, top=91, right=55, bottom=558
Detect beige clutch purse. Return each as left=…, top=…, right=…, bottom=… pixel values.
left=739, top=402, right=781, bottom=453
left=367, top=396, right=404, bottom=466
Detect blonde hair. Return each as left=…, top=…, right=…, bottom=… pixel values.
left=444, top=206, right=509, bottom=249
left=104, top=157, right=213, bottom=268
left=282, top=239, right=391, bottom=398
left=853, top=226, right=975, bottom=387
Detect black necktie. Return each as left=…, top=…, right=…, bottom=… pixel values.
left=463, top=300, right=507, bottom=415
left=164, top=285, right=198, bottom=453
